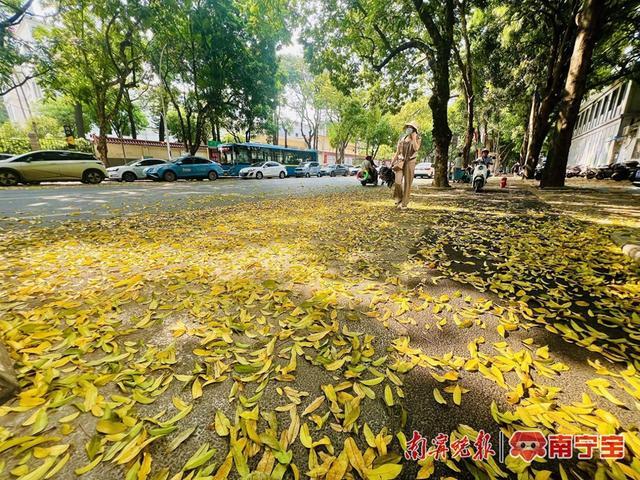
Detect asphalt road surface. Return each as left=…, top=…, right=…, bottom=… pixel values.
left=0, top=176, right=388, bottom=224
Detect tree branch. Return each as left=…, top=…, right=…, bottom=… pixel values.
left=374, top=40, right=430, bottom=71
left=0, top=0, right=33, bottom=30
left=0, top=65, right=50, bottom=96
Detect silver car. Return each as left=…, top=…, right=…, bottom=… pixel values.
left=294, top=161, right=321, bottom=177
left=107, top=158, right=167, bottom=182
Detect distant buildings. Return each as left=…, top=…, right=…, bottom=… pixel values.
left=568, top=80, right=639, bottom=167
left=2, top=15, right=43, bottom=126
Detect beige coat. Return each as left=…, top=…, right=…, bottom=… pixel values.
left=392, top=134, right=421, bottom=170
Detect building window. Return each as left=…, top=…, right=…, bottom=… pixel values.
left=598, top=100, right=605, bottom=122
left=605, top=93, right=614, bottom=116
left=616, top=82, right=628, bottom=107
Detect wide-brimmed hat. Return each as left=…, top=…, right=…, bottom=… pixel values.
left=404, top=122, right=419, bottom=134
left=482, top=148, right=490, bottom=153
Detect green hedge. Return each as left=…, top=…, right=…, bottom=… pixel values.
left=0, top=136, right=94, bottom=155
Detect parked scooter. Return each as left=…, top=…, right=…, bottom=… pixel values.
left=595, top=164, right=614, bottom=180
left=472, top=160, right=489, bottom=192
left=611, top=161, right=639, bottom=181
left=566, top=165, right=583, bottom=178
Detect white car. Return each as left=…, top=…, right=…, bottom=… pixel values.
left=239, top=161, right=287, bottom=179
left=349, top=165, right=360, bottom=176
left=414, top=162, right=434, bottom=178
left=107, top=158, right=167, bottom=182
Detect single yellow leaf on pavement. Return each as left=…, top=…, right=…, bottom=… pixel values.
left=433, top=388, right=447, bottom=405
left=453, top=385, right=462, bottom=406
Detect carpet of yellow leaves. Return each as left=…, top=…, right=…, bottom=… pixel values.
left=0, top=185, right=638, bottom=480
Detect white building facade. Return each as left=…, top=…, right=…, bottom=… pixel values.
left=3, top=15, right=44, bottom=126
left=568, top=80, right=640, bottom=168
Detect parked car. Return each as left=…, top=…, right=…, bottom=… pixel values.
left=239, top=161, right=288, bottom=179
left=145, top=155, right=223, bottom=182
left=414, top=162, right=434, bottom=178
left=0, top=150, right=107, bottom=186
left=294, top=161, right=321, bottom=177
left=0, top=153, right=13, bottom=161
left=107, top=158, right=167, bottom=182
left=349, top=165, right=361, bottom=176
left=319, top=164, right=349, bottom=177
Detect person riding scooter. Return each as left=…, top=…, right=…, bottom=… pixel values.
left=358, top=155, right=379, bottom=186
left=478, top=148, right=493, bottom=171
left=471, top=157, right=490, bottom=192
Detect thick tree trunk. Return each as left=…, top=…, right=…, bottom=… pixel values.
left=411, top=0, right=453, bottom=187
left=523, top=12, right=578, bottom=178
left=96, top=126, right=109, bottom=166
left=429, top=50, right=452, bottom=188
left=541, top=0, right=604, bottom=188
left=524, top=95, right=557, bottom=177
left=430, top=90, right=452, bottom=187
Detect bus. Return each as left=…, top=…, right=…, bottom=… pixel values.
left=208, top=142, right=318, bottom=176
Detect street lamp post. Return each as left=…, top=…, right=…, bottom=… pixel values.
left=158, top=44, right=171, bottom=160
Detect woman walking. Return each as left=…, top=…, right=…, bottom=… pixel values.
left=391, top=122, right=421, bottom=209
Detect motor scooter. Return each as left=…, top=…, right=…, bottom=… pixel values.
left=595, top=164, right=614, bottom=180
left=566, top=165, right=583, bottom=178
left=611, top=161, right=639, bottom=181
left=472, top=160, right=489, bottom=193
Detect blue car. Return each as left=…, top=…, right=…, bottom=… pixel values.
left=145, top=155, right=224, bottom=182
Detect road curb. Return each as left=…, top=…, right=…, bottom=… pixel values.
left=611, top=231, right=640, bottom=263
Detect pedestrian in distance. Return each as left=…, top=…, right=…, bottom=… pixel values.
left=391, top=122, right=421, bottom=209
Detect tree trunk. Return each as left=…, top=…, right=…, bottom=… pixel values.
left=519, top=119, right=529, bottom=168
left=74, top=103, right=85, bottom=138
left=430, top=89, right=452, bottom=187
left=462, top=93, right=474, bottom=168
left=523, top=13, right=578, bottom=178
left=273, top=109, right=279, bottom=145
left=159, top=112, right=165, bottom=142
left=524, top=94, right=557, bottom=177
left=455, top=0, right=473, bottom=169
left=125, top=91, right=137, bottom=139
left=542, top=0, right=604, bottom=188
left=96, top=125, right=109, bottom=166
